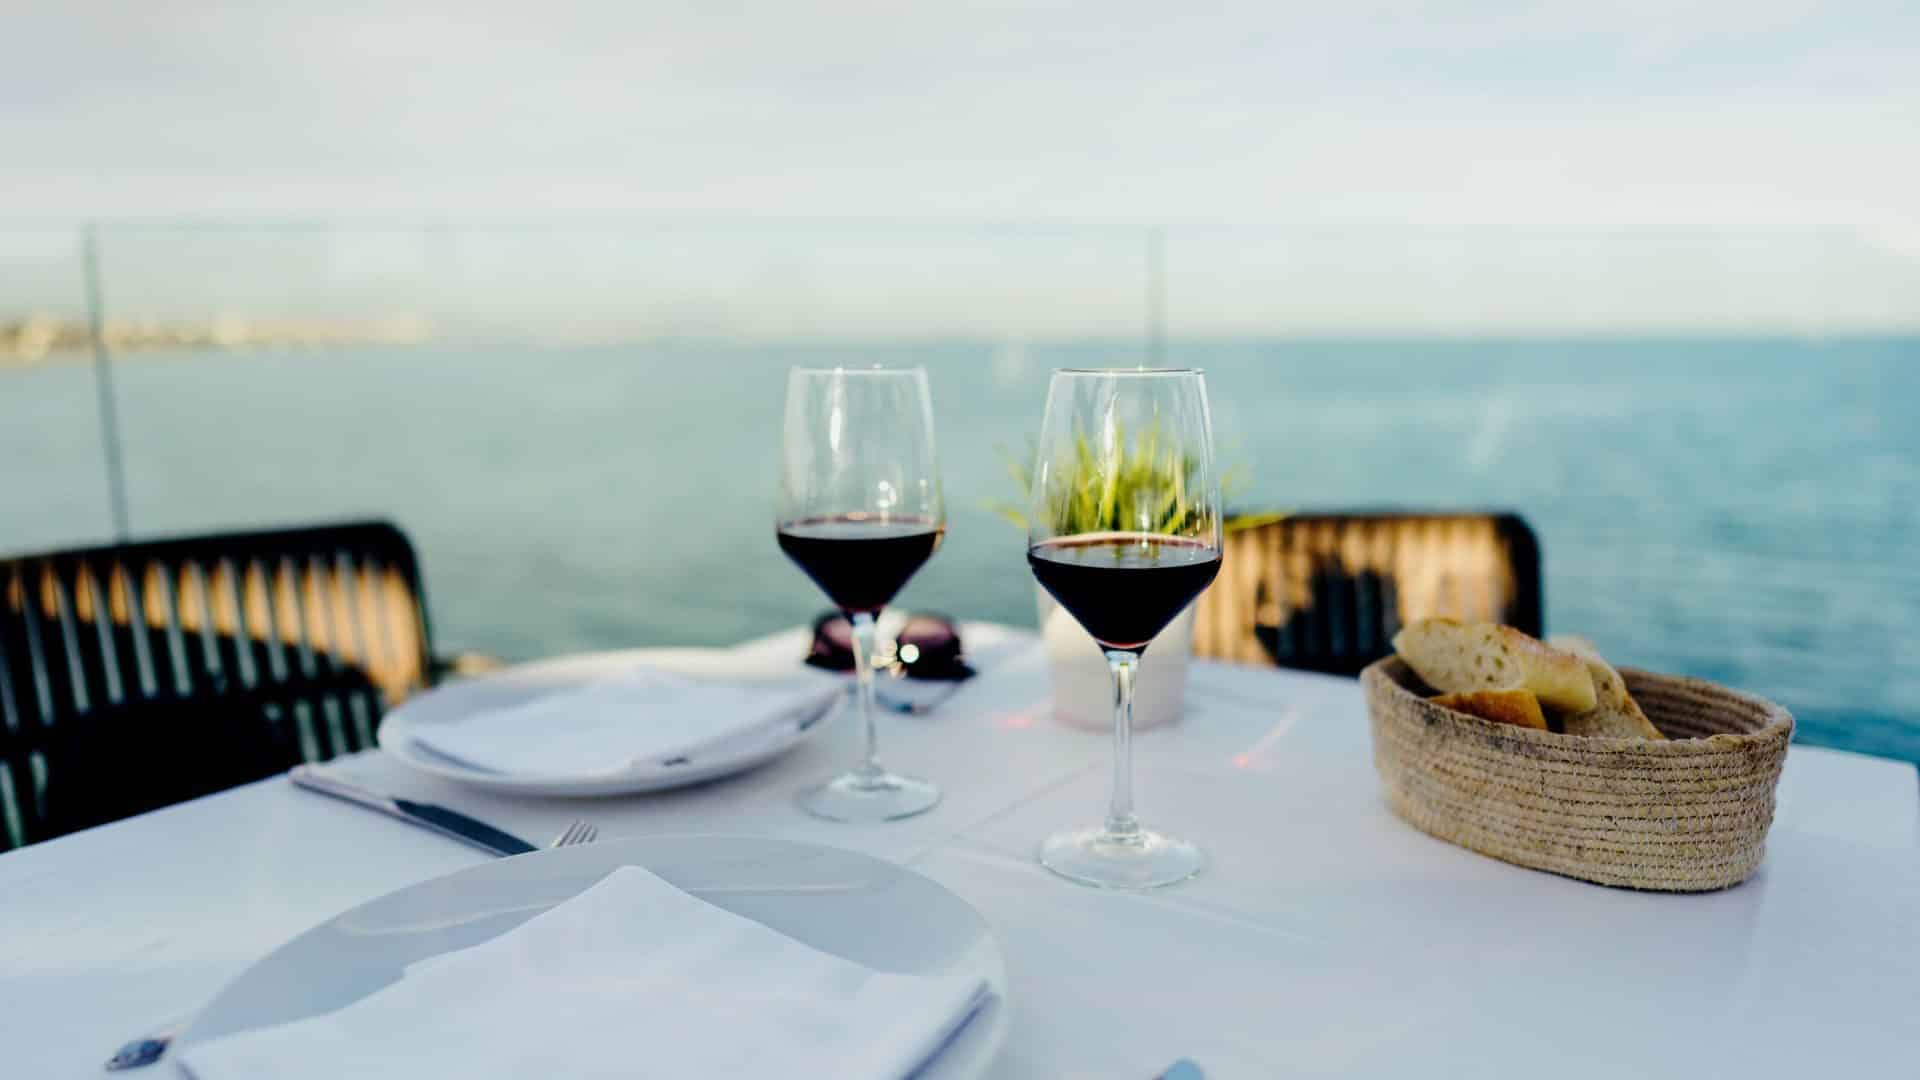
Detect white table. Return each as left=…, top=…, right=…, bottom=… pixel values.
left=4, top=624, right=1917, bottom=1079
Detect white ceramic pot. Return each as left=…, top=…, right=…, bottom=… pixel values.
left=1037, top=585, right=1193, bottom=732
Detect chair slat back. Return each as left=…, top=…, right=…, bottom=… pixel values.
left=1193, top=512, right=1542, bottom=676
left=0, top=521, right=433, bottom=849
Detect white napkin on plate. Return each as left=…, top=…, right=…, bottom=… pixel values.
left=415, top=668, right=842, bottom=777
left=179, top=864, right=991, bottom=1080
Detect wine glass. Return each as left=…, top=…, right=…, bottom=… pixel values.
left=777, top=365, right=946, bottom=822
left=1026, top=368, right=1223, bottom=887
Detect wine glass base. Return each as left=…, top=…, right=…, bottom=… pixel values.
left=1039, top=825, right=1204, bottom=889
left=797, top=770, right=941, bottom=822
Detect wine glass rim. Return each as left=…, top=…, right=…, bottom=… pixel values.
left=789, top=364, right=926, bottom=376
left=1053, top=366, right=1203, bottom=376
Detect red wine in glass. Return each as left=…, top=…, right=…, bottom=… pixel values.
left=1025, top=367, right=1223, bottom=889
left=777, top=364, right=946, bottom=823
left=1028, top=533, right=1221, bottom=652
left=777, top=514, right=946, bottom=615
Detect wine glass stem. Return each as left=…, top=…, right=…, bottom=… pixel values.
left=850, top=610, right=884, bottom=782
left=1104, top=649, right=1142, bottom=840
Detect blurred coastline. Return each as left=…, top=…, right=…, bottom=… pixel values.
left=1, top=313, right=432, bottom=363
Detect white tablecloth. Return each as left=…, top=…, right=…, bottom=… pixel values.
left=3, top=624, right=1917, bottom=1078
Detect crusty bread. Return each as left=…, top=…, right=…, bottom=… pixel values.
left=1549, top=636, right=1665, bottom=740
left=1546, top=634, right=1600, bottom=658
left=1392, top=618, right=1597, bottom=713
left=1431, top=689, right=1548, bottom=731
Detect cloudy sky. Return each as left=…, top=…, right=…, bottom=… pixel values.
left=5, top=1, right=1918, bottom=333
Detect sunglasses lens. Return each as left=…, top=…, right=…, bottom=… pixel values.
left=807, top=614, right=855, bottom=670
left=898, top=616, right=957, bottom=650
left=896, top=616, right=963, bottom=675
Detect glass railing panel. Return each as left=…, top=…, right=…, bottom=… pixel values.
left=1, top=227, right=116, bottom=550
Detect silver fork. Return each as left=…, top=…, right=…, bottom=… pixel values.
left=105, top=820, right=601, bottom=1071
left=550, top=820, right=599, bottom=847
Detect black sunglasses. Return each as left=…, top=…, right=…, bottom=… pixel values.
left=805, top=611, right=975, bottom=713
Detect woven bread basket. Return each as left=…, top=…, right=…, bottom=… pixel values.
left=1362, top=657, right=1793, bottom=892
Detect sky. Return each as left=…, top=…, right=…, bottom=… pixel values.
left=4, top=1, right=1918, bottom=334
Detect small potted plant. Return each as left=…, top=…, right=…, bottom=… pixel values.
left=998, top=430, right=1236, bottom=731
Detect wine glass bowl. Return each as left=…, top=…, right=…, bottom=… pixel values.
left=777, top=366, right=946, bottom=822
left=1026, top=368, right=1223, bottom=888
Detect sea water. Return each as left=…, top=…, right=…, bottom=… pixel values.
left=3, top=340, right=1916, bottom=760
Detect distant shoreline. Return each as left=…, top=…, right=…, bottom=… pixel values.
left=7, top=320, right=1918, bottom=367
left=0, top=314, right=432, bottom=364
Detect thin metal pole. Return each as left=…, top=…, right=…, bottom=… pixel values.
left=81, top=223, right=131, bottom=541
left=1147, top=225, right=1166, bottom=366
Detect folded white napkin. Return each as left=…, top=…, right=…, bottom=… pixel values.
left=416, top=669, right=842, bottom=777
left=180, top=865, right=991, bottom=1080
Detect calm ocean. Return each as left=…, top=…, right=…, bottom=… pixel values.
left=5, top=340, right=1917, bottom=761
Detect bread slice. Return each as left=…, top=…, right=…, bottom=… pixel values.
left=1549, top=636, right=1665, bottom=740
left=1391, top=618, right=1597, bottom=713
left=1432, top=689, right=1548, bottom=731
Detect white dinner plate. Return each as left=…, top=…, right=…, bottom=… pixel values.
left=173, top=835, right=1009, bottom=1079
left=378, top=648, right=841, bottom=796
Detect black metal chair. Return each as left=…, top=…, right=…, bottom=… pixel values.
left=0, top=520, right=471, bottom=850
left=1192, top=512, right=1543, bottom=676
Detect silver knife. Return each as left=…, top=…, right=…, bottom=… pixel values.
left=288, top=765, right=537, bottom=856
